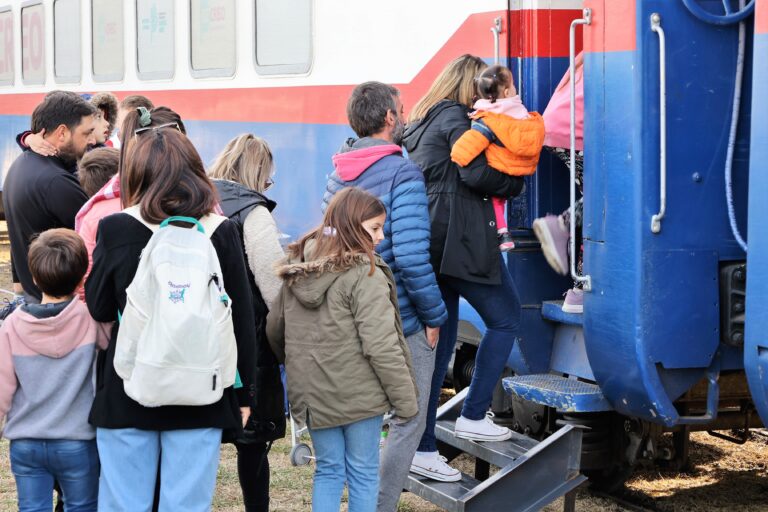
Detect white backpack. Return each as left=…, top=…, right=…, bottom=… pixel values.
left=114, top=206, right=238, bottom=407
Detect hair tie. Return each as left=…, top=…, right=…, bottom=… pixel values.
left=323, top=226, right=337, bottom=236
left=137, top=107, right=152, bottom=127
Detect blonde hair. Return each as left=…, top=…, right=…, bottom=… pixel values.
left=408, top=54, right=487, bottom=123
left=207, top=134, right=274, bottom=193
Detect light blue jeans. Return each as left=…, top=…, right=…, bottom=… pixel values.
left=96, top=427, right=222, bottom=512
left=308, top=415, right=383, bottom=512
left=10, top=439, right=99, bottom=512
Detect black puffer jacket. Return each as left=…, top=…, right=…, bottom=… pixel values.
left=214, top=179, right=286, bottom=444
left=403, top=100, right=525, bottom=285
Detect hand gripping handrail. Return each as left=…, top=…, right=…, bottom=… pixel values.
left=650, top=13, right=666, bottom=234
left=569, top=9, right=591, bottom=291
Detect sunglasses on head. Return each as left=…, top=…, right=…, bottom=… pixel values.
left=133, top=122, right=181, bottom=137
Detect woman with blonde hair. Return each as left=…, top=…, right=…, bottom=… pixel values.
left=208, top=133, right=286, bottom=512
left=402, top=55, right=525, bottom=482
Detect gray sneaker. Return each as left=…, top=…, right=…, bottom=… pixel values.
left=533, top=215, right=569, bottom=276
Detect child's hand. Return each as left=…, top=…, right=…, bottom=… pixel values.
left=27, top=130, right=58, bottom=157
left=240, top=406, right=251, bottom=428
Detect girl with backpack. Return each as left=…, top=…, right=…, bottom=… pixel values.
left=266, top=187, right=418, bottom=512
left=85, top=127, right=257, bottom=511
left=208, top=134, right=286, bottom=512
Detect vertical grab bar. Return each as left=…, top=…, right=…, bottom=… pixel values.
left=569, top=8, right=592, bottom=291
left=650, top=13, right=666, bottom=234
left=492, top=16, right=502, bottom=64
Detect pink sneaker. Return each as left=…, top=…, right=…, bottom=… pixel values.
left=562, top=287, right=584, bottom=314
left=533, top=215, right=569, bottom=276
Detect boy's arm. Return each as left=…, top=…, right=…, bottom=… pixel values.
left=0, top=330, right=18, bottom=431
left=450, top=121, right=493, bottom=167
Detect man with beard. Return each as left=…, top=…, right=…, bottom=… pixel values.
left=321, top=81, right=447, bottom=512
left=4, top=91, right=96, bottom=303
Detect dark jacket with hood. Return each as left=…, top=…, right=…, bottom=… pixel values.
left=266, top=248, right=418, bottom=429
left=214, top=179, right=286, bottom=443
left=403, top=100, right=525, bottom=284
left=322, top=138, right=447, bottom=337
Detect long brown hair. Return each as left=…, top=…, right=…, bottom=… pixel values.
left=120, top=128, right=217, bottom=224
left=408, top=54, right=487, bottom=123
left=288, top=188, right=385, bottom=276
left=207, top=134, right=274, bottom=193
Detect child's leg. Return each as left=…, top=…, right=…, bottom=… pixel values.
left=48, top=439, right=99, bottom=512
left=308, top=424, right=347, bottom=512
left=492, top=197, right=508, bottom=232
left=343, top=415, right=383, bottom=512
left=9, top=440, right=55, bottom=512
left=158, top=428, right=222, bottom=512
left=97, top=427, right=160, bottom=511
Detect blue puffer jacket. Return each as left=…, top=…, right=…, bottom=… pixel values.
left=323, top=137, right=447, bottom=337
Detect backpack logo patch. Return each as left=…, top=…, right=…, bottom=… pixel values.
left=168, top=281, right=190, bottom=304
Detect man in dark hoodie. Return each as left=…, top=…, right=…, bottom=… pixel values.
left=321, top=81, right=449, bottom=511
left=4, top=92, right=96, bottom=303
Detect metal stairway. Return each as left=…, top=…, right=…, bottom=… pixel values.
left=405, top=389, right=586, bottom=511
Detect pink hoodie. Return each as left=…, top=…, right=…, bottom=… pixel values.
left=0, top=300, right=110, bottom=440
left=472, top=96, right=531, bottom=120
left=542, top=53, right=584, bottom=150
left=332, top=144, right=402, bottom=181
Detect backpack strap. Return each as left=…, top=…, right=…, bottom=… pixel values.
left=122, top=206, right=227, bottom=238
left=122, top=205, right=160, bottom=233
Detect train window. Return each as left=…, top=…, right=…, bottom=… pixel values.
left=21, top=2, right=45, bottom=85
left=137, top=0, right=174, bottom=80
left=54, top=0, right=81, bottom=83
left=190, top=0, right=235, bottom=78
left=0, top=7, right=13, bottom=86
left=254, top=0, right=312, bottom=75
left=92, top=0, right=124, bottom=82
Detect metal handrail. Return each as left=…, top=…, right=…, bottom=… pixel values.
left=650, top=13, right=666, bottom=234
left=569, top=8, right=591, bottom=291
left=492, top=16, right=502, bottom=65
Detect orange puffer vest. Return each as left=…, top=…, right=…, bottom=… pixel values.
left=450, top=111, right=545, bottom=176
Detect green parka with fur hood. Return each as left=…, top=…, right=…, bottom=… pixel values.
left=266, top=249, right=418, bottom=429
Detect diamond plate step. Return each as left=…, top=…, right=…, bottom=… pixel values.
left=503, top=374, right=613, bottom=412
left=542, top=300, right=583, bottom=326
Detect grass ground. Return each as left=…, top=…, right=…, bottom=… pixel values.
left=0, top=244, right=767, bottom=511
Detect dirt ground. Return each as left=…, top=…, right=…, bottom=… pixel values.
left=0, top=243, right=766, bottom=511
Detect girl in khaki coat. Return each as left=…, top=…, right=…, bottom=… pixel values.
left=267, top=187, right=417, bottom=512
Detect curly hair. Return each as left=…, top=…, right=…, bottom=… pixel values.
left=90, top=92, right=119, bottom=136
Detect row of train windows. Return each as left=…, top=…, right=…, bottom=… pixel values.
left=0, top=0, right=312, bottom=85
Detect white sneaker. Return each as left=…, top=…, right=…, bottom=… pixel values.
left=409, top=451, right=462, bottom=482
left=454, top=412, right=513, bottom=442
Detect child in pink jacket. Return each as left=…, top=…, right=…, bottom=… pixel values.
left=0, top=229, right=109, bottom=511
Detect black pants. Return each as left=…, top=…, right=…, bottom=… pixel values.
left=235, top=442, right=271, bottom=512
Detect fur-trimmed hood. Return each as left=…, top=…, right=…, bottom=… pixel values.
left=275, top=249, right=386, bottom=309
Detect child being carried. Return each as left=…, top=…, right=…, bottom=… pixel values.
left=451, top=64, right=545, bottom=252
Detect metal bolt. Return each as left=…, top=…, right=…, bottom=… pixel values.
left=692, top=172, right=702, bottom=183
left=733, top=301, right=744, bottom=314
left=731, top=331, right=744, bottom=344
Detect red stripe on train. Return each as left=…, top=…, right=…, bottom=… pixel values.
left=0, top=8, right=591, bottom=124
left=510, top=9, right=584, bottom=58
left=583, top=0, right=637, bottom=53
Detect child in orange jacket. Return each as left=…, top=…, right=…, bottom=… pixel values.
left=451, top=65, right=545, bottom=251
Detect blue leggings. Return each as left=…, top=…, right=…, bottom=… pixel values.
left=418, top=261, right=521, bottom=452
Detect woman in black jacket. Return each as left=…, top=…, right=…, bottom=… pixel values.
left=85, top=128, right=257, bottom=511
left=402, top=55, right=525, bottom=482
left=209, top=134, right=287, bottom=512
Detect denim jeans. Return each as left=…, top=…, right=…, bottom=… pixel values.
left=10, top=439, right=99, bottom=512
left=308, top=415, right=383, bottom=512
left=96, top=427, right=222, bottom=512
left=418, top=261, right=521, bottom=452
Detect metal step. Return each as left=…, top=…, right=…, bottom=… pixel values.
left=542, top=300, right=583, bottom=325
left=503, top=374, right=613, bottom=412
left=405, top=388, right=587, bottom=511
